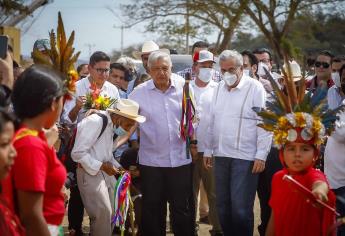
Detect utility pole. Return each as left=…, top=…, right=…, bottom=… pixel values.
left=114, top=24, right=130, bottom=56
left=85, top=43, right=95, bottom=58
left=185, top=0, right=190, bottom=54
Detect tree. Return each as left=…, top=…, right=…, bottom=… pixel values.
left=120, top=0, right=249, bottom=54
left=242, top=0, right=345, bottom=62
left=0, top=0, right=51, bottom=26
left=110, top=44, right=141, bottom=61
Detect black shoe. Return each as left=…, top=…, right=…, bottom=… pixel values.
left=199, top=216, right=210, bottom=224
left=209, top=229, right=223, bottom=236
left=69, top=228, right=85, bottom=236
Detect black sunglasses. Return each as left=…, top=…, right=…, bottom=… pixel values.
left=315, top=61, right=330, bottom=69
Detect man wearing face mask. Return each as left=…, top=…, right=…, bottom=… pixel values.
left=241, top=50, right=272, bottom=93
left=328, top=64, right=345, bottom=109
left=190, top=50, right=222, bottom=235
left=71, top=99, right=146, bottom=236
left=203, top=50, right=272, bottom=236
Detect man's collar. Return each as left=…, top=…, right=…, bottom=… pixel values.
left=148, top=77, right=175, bottom=90
left=233, top=74, right=247, bottom=90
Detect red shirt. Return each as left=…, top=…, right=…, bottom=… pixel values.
left=270, top=168, right=336, bottom=236
left=0, top=197, right=25, bottom=236
left=2, top=128, right=66, bottom=225
left=306, top=76, right=334, bottom=90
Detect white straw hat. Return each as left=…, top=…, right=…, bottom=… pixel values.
left=107, top=99, right=146, bottom=123
left=133, top=40, right=170, bottom=59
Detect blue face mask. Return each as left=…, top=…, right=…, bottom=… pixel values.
left=113, top=125, right=127, bottom=137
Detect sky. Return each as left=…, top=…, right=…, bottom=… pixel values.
left=20, top=0, right=160, bottom=60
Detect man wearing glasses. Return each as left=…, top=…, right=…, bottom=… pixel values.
left=61, top=51, right=119, bottom=236
left=306, top=50, right=334, bottom=91
left=63, top=51, right=119, bottom=124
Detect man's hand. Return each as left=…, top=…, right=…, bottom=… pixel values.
left=75, top=96, right=86, bottom=110
left=85, top=108, right=98, bottom=117
left=100, top=162, right=119, bottom=176
left=252, top=159, right=265, bottom=174
left=69, top=96, right=86, bottom=122
left=190, top=144, right=198, bottom=162
left=203, top=156, right=213, bottom=170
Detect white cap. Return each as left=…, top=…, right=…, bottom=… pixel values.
left=197, top=50, right=215, bottom=63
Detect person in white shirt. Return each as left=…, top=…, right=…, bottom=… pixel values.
left=203, top=50, right=272, bottom=236
left=129, top=51, right=196, bottom=236
left=190, top=50, right=222, bottom=235
left=71, top=99, right=146, bottom=236
left=328, top=65, right=345, bottom=110
left=325, top=107, right=345, bottom=235
left=62, top=51, right=120, bottom=124
left=60, top=51, right=120, bottom=235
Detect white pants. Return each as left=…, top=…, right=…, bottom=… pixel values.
left=77, top=168, right=116, bottom=236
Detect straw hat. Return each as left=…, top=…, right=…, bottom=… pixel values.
left=107, top=99, right=146, bottom=123
left=132, top=40, right=170, bottom=59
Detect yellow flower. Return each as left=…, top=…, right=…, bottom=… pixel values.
left=312, top=118, right=322, bottom=133
left=294, top=112, right=306, bottom=128
left=273, top=130, right=287, bottom=146
left=277, top=117, right=289, bottom=129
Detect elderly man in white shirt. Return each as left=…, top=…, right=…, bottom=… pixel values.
left=129, top=51, right=196, bottom=236
left=190, top=50, right=222, bottom=235
left=203, top=50, right=272, bottom=236
left=71, top=99, right=145, bottom=236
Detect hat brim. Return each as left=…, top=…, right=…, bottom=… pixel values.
left=107, top=108, right=146, bottom=123
left=132, top=48, right=170, bottom=60
left=197, top=59, right=216, bottom=63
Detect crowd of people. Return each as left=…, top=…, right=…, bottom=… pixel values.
left=0, top=37, right=344, bottom=236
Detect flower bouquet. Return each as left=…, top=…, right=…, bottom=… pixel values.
left=84, top=83, right=116, bottom=110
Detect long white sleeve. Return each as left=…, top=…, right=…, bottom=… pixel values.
left=71, top=114, right=104, bottom=175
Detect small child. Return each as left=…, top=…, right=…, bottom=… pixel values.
left=266, top=131, right=336, bottom=236
left=254, top=68, right=342, bottom=236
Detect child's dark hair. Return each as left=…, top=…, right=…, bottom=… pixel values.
left=11, top=65, right=64, bottom=120
left=0, top=109, right=14, bottom=133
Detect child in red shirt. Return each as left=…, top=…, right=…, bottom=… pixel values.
left=0, top=110, right=25, bottom=236
left=254, top=60, right=342, bottom=236
left=2, top=65, right=67, bottom=236
left=266, top=140, right=336, bottom=236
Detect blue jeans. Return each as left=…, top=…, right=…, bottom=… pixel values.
left=214, top=157, right=258, bottom=236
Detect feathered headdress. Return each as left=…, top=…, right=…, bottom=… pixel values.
left=255, top=58, right=344, bottom=149
left=32, top=12, right=80, bottom=100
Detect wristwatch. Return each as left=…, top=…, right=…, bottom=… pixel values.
left=190, top=140, right=198, bottom=145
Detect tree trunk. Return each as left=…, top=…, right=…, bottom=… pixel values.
left=217, top=28, right=234, bottom=54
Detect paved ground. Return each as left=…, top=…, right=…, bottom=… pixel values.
left=62, top=192, right=261, bottom=236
